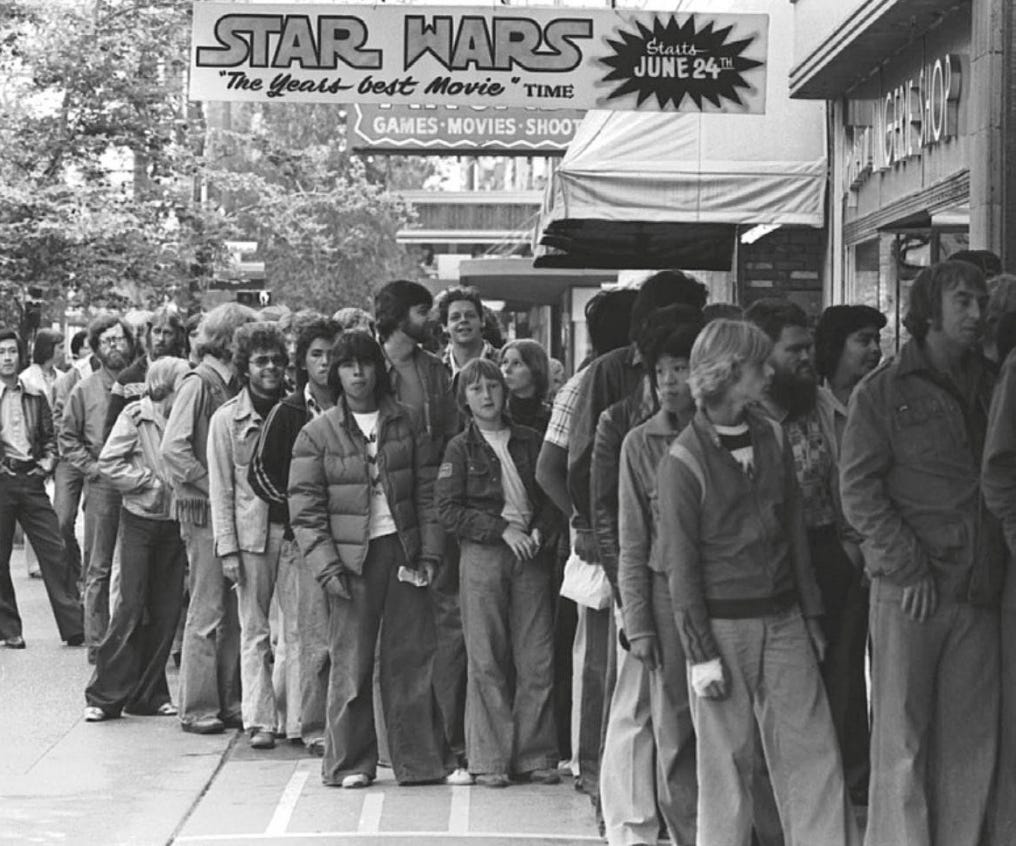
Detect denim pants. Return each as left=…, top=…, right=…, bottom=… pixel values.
left=430, top=535, right=466, bottom=763
left=178, top=519, right=242, bottom=726
left=85, top=510, right=185, bottom=714
left=0, top=471, right=82, bottom=642
left=323, top=533, right=451, bottom=785
left=460, top=540, right=557, bottom=776
left=578, top=605, right=610, bottom=796
left=270, top=536, right=302, bottom=739
left=689, top=608, right=858, bottom=846
left=52, top=460, right=85, bottom=597
left=82, top=478, right=122, bottom=649
left=296, top=543, right=329, bottom=746
left=866, top=581, right=999, bottom=846
left=236, top=525, right=300, bottom=734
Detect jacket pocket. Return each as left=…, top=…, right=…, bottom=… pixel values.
left=893, top=396, right=955, bottom=462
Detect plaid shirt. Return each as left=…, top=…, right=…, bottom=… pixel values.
left=544, top=368, right=587, bottom=449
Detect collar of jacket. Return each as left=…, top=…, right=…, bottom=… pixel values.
left=895, top=337, right=993, bottom=381
left=201, top=354, right=234, bottom=387
left=0, top=375, right=43, bottom=399
left=464, top=417, right=523, bottom=448
left=333, top=393, right=405, bottom=428
left=281, top=388, right=307, bottom=412
left=644, top=404, right=692, bottom=437
left=692, top=406, right=771, bottom=449
left=135, top=395, right=165, bottom=425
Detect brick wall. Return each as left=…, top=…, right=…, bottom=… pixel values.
left=739, top=226, right=826, bottom=321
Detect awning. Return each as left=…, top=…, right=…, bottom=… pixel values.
left=534, top=0, right=828, bottom=270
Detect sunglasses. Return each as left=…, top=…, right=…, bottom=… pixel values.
left=250, top=354, right=286, bottom=368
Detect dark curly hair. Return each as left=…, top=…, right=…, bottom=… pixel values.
left=744, top=298, right=809, bottom=342
left=629, top=271, right=708, bottom=343
left=437, top=286, right=483, bottom=326
left=232, top=322, right=288, bottom=387
left=813, top=305, right=887, bottom=380
left=374, top=279, right=433, bottom=341
left=586, top=288, right=638, bottom=358
left=328, top=330, right=390, bottom=401
left=87, top=314, right=137, bottom=360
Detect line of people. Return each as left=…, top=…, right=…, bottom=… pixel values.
left=1, top=260, right=1015, bottom=846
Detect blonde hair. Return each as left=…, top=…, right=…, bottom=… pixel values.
left=145, top=357, right=192, bottom=402
left=688, top=319, right=772, bottom=406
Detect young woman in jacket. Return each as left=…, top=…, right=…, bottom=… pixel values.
left=84, top=356, right=191, bottom=721
left=288, top=331, right=451, bottom=788
left=436, top=357, right=560, bottom=788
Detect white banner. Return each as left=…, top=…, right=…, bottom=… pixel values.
left=190, top=4, right=768, bottom=113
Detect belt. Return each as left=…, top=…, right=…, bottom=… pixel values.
left=705, top=589, right=798, bottom=620
left=1, top=456, right=39, bottom=474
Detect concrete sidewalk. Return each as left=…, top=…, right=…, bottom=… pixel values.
left=0, top=556, right=235, bottom=846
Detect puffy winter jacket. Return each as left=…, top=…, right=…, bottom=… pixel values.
left=288, top=394, right=443, bottom=585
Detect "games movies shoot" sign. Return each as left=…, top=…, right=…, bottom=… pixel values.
left=190, top=4, right=768, bottom=113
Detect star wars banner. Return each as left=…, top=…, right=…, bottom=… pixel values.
left=190, top=4, right=768, bottom=113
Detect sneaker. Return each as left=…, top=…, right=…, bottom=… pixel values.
left=83, top=706, right=109, bottom=722
left=526, top=768, right=561, bottom=785
left=475, top=773, right=510, bottom=788
left=341, top=773, right=372, bottom=789
left=445, top=767, right=474, bottom=786
left=250, top=729, right=276, bottom=750
left=306, top=738, right=325, bottom=758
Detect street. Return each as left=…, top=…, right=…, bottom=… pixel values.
left=0, top=552, right=601, bottom=846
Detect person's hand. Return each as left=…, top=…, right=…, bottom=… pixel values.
left=503, top=526, right=537, bottom=560
left=419, top=559, right=438, bottom=587
left=629, top=635, right=661, bottom=671
left=530, top=528, right=542, bottom=550
left=221, top=554, right=241, bottom=584
left=690, top=658, right=728, bottom=700
left=805, top=617, right=827, bottom=663
left=901, top=573, right=938, bottom=622
left=323, top=573, right=351, bottom=600
left=573, top=529, right=599, bottom=564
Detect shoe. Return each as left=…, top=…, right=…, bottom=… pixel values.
left=526, top=768, right=561, bottom=785
left=83, top=706, right=110, bottom=722
left=2, top=635, right=26, bottom=649
left=250, top=729, right=276, bottom=750
left=155, top=702, right=179, bottom=717
left=181, top=717, right=225, bottom=735
left=221, top=714, right=244, bottom=730
left=306, top=738, right=325, bottom=758
left=445, top=767, right=474, bottom=786
left=65, top=634, right=84, bottom=647
left=341, top=773, right=372, bottom=789
left=475, top=773, right=510, bottom=788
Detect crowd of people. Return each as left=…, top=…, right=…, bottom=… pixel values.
left=1, top=255, right=1016, bottom=845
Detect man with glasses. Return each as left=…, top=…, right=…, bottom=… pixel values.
left=59, top=315, right=136, bottom=659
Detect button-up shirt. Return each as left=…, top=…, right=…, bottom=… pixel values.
left=0, top=379, right=34, bottom=462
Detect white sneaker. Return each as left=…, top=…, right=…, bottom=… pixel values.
left=341, top=773, right=372, bottom=789
left=83, top=706, right=108, bottom=722
left=445, top=767, right=474, bottom=786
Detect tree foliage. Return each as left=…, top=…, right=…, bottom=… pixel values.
left=0, top=0, right=428, bottom=335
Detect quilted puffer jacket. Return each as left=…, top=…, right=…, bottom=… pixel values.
left=288, top=394, right=443, bottom=585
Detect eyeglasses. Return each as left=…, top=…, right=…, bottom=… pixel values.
left=250, top=354, right=286, bottom=368
left=98, top=334, right=129, bottom=349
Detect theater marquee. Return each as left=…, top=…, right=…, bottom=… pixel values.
left=190, top=4, right=769, bottom=113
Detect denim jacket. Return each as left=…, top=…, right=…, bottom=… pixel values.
left=436, top=420, right=559, bottom=548
left=840, top=340, right=1004, bottom=605
left=208, top=388, right=270, bottom=557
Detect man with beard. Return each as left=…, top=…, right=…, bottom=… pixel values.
left=841, top=262, right=1002, bottom=844
left=747, top=298, right=869, bottom=804
left=375, top=279, right=461, bottom=782
left=59, top=315, right=137, bottom=658
left=102, top=308, right=187, bottom=441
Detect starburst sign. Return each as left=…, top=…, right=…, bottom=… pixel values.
left=599, top=15, right=763, bottom=110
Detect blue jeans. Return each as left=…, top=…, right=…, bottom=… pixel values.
left=459, top=540, right=557, bottom=776
left=82, top=479, right=121, bottom=648
left=52, top=460, right=85, bottom=597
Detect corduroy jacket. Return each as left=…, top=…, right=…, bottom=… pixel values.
left=656, top=408, right=822, bottom=665
left=288, top=394, right=442, bottom=586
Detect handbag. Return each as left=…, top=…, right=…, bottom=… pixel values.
left=559, top=551, right=612, bottom=610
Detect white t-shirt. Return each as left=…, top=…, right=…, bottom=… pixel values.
left=351, top=411, right=397, bottom=539
left=479, top=426, right=532, bottom=531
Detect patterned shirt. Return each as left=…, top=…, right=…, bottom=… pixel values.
left=785, top=406, right=837, bottom=529
left=544, top=368, right=587, bottom=449
left=442, top=339, right=500, bottom=377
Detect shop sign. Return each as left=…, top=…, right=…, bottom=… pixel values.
left=349, top=104, right=583, bottom=154
left=845, top=53, right=962, bottom=194
left=190, top=4, right=769, bottom=113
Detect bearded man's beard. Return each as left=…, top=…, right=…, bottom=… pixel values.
left=769, top=370, right=818, bottom=418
